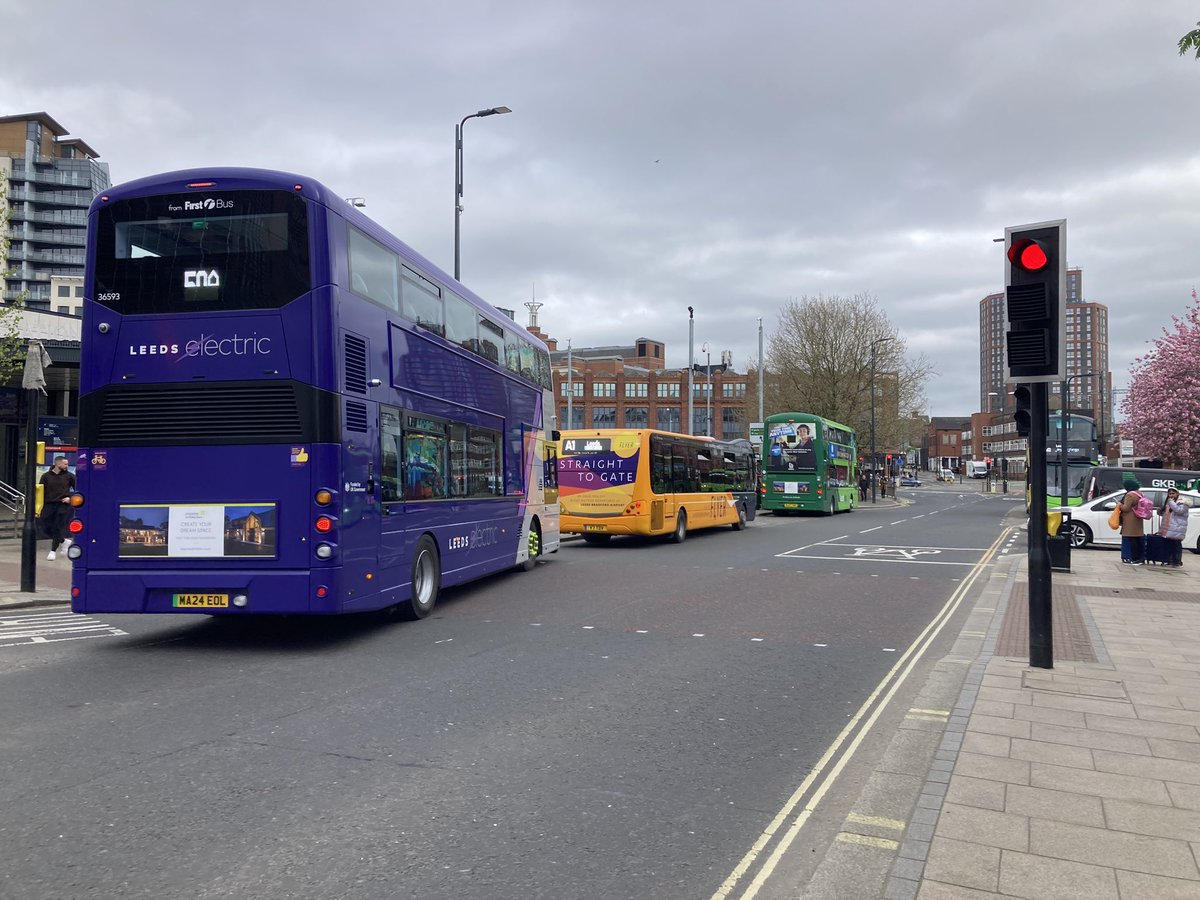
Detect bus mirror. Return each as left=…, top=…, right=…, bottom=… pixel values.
left=550, top=430, right=561, bottom=442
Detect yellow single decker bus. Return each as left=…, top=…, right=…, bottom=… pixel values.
left=558, top=429, right=757, bottom=544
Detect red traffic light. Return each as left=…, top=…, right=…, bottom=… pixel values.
left=1008, top=239, right=1048, bottom=271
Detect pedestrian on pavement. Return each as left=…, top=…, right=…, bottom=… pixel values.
left=1158, top=487, right=1188, bottom=568
left=879, top=474, right=887, bottom=499
left=858, top=472, right=869, bottom=502
left=39, top=455, right=75, bottom=561
left=1118, top=475, right=1146, bottom=565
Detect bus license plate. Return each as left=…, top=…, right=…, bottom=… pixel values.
left=584, top=525, right=607, bottom=532
left=172, top=593, right=229, bottom=608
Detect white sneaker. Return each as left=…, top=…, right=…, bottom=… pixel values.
left=46, top=551, right=56, bottom=561
left=61, top=538, right=72, bottom=551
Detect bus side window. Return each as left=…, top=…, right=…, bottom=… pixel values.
left=348, top=227, right=399, bottom=311
left=380, top=406, right=402, bottom=503
left=404, top=429, right=448, bottom=500
left=650, top=435, right=671, bottom=494
left=402, top=265, right=444, bottom=336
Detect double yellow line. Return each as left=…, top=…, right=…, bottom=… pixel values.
left=711, top=527, right=1011, bottom=899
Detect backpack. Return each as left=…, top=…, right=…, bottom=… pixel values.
left=1133, top=493, right=1155, bottom=520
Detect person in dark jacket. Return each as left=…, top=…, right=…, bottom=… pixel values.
left=39, top=456, right=75, bottom=561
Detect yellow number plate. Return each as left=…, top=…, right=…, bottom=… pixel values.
left=583, top=525, right=607, bottom=532
left=172, top=593, right=229, bottom=608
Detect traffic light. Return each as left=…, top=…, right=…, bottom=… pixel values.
left=1013, top=384, right=1033, bottom=437
left=1004, top=219, right=1065, bottom=382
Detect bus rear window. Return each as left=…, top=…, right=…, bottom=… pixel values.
left=93, top=189, right=310, bottom=313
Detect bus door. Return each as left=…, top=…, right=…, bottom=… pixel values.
left=378, top=406, right=407, bottom=588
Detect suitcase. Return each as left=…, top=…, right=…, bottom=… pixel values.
left=1144, top=534, right=1173, bottom=566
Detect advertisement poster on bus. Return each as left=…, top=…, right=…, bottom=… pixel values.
left=558, top=432, right=640, bottom=515
left=118, top=503, right=277, bottom=558
left=766, top=421, right=816, bottom=472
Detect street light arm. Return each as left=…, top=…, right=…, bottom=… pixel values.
left=454, top=105, right=511, bottom=282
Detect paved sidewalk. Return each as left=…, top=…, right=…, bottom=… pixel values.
left=887, top=540, right=1200, bottom=898
left=0, top=537, right=73, bottom=610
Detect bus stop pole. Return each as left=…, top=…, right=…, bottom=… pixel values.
left=1028, top=382, right=1053, bottom=669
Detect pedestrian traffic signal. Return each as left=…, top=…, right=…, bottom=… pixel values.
left=1004, top=219, right=1065, bottom=382
left=1013, top=384, right=1033, bottom=437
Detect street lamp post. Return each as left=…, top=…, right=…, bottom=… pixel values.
left=1059, top=372, right=1096, bottom=509
left=454, top=106, right=511, bottom=282
left=870, top=336, right=894, bottom=503
left=687, top=307, right=695, bottom=435
left=701, top=341, right=712, bottom=437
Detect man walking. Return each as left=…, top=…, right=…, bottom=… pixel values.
left=39, top=456, right=75, bottom=561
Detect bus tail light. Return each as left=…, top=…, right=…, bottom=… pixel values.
left=315, top=543, right=335, bottom=559
left=315, top=585, right=329, bottom=598
left=67, top=545, right=82, bottom=560
left=70, top=494, right=85, bottom=508
left=315, top=489, right=335, bottom=506
left=68, top=519, right=84, bottom=534
left=315, top=515, right=335, bottom=534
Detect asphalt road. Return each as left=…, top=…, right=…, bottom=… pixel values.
left=0, top=486, right=1021, bottom=899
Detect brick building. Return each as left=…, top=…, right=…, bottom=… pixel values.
left=524, top=323, right=754, bottom=439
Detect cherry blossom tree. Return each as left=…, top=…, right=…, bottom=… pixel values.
left=1119, top=288, right=1200, bottom=468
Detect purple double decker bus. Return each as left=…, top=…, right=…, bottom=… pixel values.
left=71, top=168, right=559, bottom=618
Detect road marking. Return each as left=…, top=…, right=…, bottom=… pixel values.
left=859, top=526, right=883, bottom=533
left=834, top=833, right=899, bottom=850
left=890, top=520, right=906, bottom=525
left=712, top=526, right=1012, bottom=900
left=0, top=612, right=125, bottom=648
left=846, top=812, right=906, bottom=831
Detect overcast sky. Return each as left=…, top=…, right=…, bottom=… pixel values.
left=5, top=1, right=1199, bottom=416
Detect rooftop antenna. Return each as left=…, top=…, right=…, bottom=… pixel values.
left=524, top=284, right=542, bottom=328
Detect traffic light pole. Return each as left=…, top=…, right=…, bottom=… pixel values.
left=1026, top=382, right=1053, bottom=669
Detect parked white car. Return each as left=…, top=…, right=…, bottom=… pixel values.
left=1059, top=488, right=1200, bottom=553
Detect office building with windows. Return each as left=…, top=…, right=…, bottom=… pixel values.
left=1, top=111, right=108, bottom=311
left=979, top=267, right=1112, bottom=461
left=523, top=326, right=753, bottom=440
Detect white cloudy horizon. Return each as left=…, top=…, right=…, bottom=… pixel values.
left=5, top=0, right=1198, bottom=418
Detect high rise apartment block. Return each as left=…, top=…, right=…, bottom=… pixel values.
left=0, top=112, right=109, bottom=311
left=979, top=267, right=1113, bottom=455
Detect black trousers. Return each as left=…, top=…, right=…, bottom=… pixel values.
left=41, top=501, right=71, bottom=549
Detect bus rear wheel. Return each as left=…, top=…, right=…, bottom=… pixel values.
left=399, top=535, right=440, bottom=620
left=671, top=510, right=687, bottom=544
left=521, top=521, right=541, bottom=572
left=732, top=504, right=747, bottom=531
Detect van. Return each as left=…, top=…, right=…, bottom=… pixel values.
left=966, top=461, right=989, bottom=479
left=940, top=468, right=956, bottom=482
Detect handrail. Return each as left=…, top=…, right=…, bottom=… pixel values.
left=0, top=479, right=26, bottom=515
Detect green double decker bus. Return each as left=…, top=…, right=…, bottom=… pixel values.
left=760, top=413, right=857, bottom=515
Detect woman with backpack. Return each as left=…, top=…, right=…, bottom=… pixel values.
left=1118, top=475, right=1149, bottom=565
left=1158, top=487, right=1189, bottom=568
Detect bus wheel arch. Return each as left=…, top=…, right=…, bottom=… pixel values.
left=732, top=503, right=747, bottom=531
left=399, top=534, right=441, bottom=620
left=521, top=518, right=542, bottom=572
left=671, top=509, right=688, bottom=543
